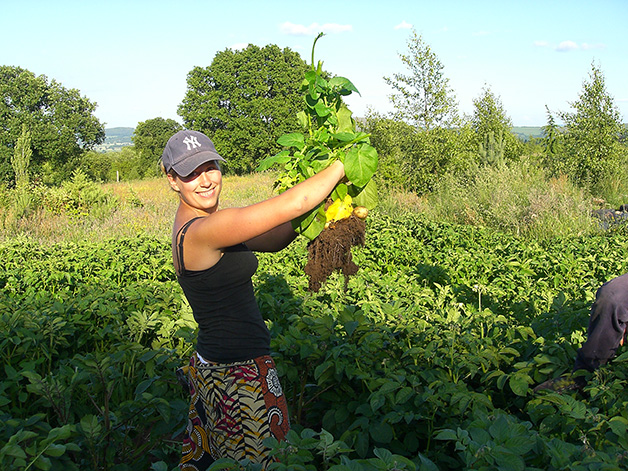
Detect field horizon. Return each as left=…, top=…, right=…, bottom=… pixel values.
left=96, top=124, right=549, bottom=152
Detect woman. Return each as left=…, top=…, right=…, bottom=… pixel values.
left=161, top=130, right=345, bottom=469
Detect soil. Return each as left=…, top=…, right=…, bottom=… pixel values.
left=304, top=214, right=366, bottom=292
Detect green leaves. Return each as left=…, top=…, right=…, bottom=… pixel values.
left=277, top=133, right=306, bottom=150
left=509, top=371, right=532, bottom=397
left=256, top=34, right=378, bottom=240
left=435, top=412, right=536, bottom=471
left=345, top=143, right=378, bottom=187
left=329, top=76, right=360, bottom=96
left=5, top=207, right=628, bottom=469
left=178, top=44, right=310, bottom=174
left=291, top=204, right=326, bottom=241
left=255, top=150, right=292, bottom=172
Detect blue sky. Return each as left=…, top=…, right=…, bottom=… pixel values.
left=3, top=0, right=627, bottom=128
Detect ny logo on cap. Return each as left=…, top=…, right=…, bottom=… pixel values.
left=182, top=135, right=202, bottom=150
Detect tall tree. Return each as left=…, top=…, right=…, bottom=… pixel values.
left=384, top=29, right=458, bottom=130
left=178, top=44, right=309, bottom=174
left=0, top=66, right=105, bottom=184
left=11, top=124, right=33, bottom=217
left=542, top=105, right=563, bottom=159
left=555, top=62, right=626, bottom=189
left=11, top=124, right=32, bottom=189
left=471, top=85, right=521, bottom=165
left=133, top=117, right=183, bottom=177
left=544, top=63, right=628, bottom=192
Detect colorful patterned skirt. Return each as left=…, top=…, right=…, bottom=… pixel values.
left=178, top=353, right=290, bottom=470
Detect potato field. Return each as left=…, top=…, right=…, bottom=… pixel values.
left=2, top=213, right=628, bottom=470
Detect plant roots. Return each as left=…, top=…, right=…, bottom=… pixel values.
left=304, top=215, right=366, bottom=292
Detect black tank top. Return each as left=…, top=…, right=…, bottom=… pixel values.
left=175, top=217, right=271, bottom=362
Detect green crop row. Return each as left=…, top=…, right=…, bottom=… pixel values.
left=1, top=214, right=628, bottom=470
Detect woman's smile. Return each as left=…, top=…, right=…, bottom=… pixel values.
left=197, top=187, right=216, bottom=198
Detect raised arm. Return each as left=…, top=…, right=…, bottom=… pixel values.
left=190, top=160, right=345, bottom=250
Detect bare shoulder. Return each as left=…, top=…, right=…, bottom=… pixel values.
left=173, top=214, right=223, bottom=272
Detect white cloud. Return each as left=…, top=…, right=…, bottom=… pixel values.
left=535, top=40, right=606, bottom=52
left=394, top=20, right=413, bottom=30
left=280, top=22, right=352, bottom=36
left=581, top=42, right=606, bottom=50
left=556, top=40, right=579, bottom=52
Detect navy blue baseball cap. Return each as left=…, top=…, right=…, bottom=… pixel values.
left=161, top=130, right=225, bottom=177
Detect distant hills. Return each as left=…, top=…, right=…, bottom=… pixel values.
left=94, top=125, right=545, bottom=152
left=95, top=127, right=134, bottom=152
left=105, top=127, right=134, bottom=142
left=512, top=126, right=545, bottom=141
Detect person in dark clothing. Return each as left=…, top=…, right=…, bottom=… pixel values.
left=574, top=273, right=628, bottom=372
left=161, top=130, right=346, bottom=469
left=534, top=273, right=628, bottom=393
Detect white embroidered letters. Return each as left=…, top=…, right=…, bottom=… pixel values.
left=182, top=135, right=202, bottom=151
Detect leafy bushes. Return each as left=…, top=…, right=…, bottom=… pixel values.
left=133, top=118, right=183, bottom=179
left=2, top=169, right=119, bottom=236
left=0, top=236, right=193, bottom=470
left=425, top=157, right=595, bottom=238
left=363, top=115, right=474, bottom=194
left=2, top=214, right=628, bottom=469
left=79, top=148, right=145, bottom=183
left=374, top=155, right=600, bottom=240
left=40, top=169, right=118, bottom=217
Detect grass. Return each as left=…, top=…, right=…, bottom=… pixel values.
left=376, top=157, right=604, bottom=239
left=422, top=158, right=599, bottom=238
left=0, top=159, right=615, bottom=244
left=0, top=172, right=277, bottom=244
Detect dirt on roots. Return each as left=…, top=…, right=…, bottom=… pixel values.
left=304, top=215, right=366, bottom=292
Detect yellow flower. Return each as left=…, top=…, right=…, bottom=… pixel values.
left=326, top=195, right=353, bottom=223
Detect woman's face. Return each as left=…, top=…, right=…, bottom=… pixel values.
left=168, top=160, right=223, bottom=213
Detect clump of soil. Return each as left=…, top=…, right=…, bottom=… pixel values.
left=304, top=215, right=366, bottom=292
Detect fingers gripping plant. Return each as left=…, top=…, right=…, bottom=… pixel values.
left=257, top=33, right=378, bottom=291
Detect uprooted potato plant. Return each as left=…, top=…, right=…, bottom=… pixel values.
left=257, top=33, right=378, bottom=291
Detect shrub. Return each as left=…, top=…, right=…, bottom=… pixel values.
left=470, top=85, right=524, bottom=166
left=77, top=147, right=148, bottom=183
left=364, top=113, right=474, bottom=194
left=41, top=169, right=118, bottom=218
left=78, top=150, right=114, bottom=182
left=425, top=157, right=594, bottom=238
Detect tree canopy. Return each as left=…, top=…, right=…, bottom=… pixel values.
left=471, top=85, right=522, bottom=165
left=177, top=44, right=310, bottom=174
left=545, top=62, right=627, bottom=192
left=132, top=117, right=183, bottom=177
left=0, top=66, right=105, bottom=185
left=384, top=29, right=458, bottom=130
